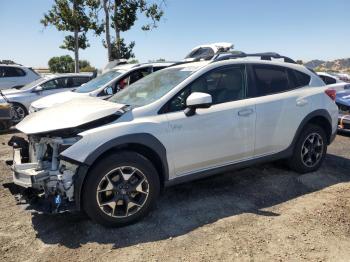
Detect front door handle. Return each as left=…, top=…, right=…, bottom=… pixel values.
left=238, top=108, right=254, bottom=117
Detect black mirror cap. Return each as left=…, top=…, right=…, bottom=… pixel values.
left=184, top=102, right=212, bottom=117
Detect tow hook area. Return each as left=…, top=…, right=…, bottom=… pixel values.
left=3, top=182, right=75, bottom=214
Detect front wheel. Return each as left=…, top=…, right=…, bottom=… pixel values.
left=11, top=103, right=27, bottom=122
left=288, top=124, right=327, bottom=173
left=82, top=151, right=160, bottom=227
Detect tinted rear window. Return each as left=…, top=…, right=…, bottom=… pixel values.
left=288, top=69, right=311, bottom=88
left=253, top=65, right=289, bottom=96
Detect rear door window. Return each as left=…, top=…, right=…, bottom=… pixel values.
left=68, top=77, right=91, bottom=87
left=252, top=65, right=290, bottom=96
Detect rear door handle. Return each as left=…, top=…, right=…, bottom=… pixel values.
left=296, top=98, right=308, bottom=107
left=238, top=108, right=254, bottom=117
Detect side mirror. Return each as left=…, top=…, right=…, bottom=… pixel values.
left=104, top=86, right=113, bottom=95
left=184, top=92, right=212, bottom=117
left=33, top=86, right=43, bottom=93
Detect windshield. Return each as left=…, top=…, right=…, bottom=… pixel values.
left=20, top=77, right=46, bottom=90
left=108, top=67, right=195, bottom=107
left=75, top=70, right=123, bottom=93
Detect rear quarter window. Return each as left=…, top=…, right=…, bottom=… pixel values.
left=288, top=69, right=311, bottom=88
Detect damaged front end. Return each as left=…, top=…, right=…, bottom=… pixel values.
left=5, top=96, right=128, bottom=213
left=7, top=134, right=81, bottom=212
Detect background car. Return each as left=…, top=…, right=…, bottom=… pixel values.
left=317, top=72, right=344, bottom=85
left=0, top=64, right=41, bottom=90
left=0, top=73, right=92, bottom=121
left=336, top=89, right=350, bottom=132
left=0, top=102, right=13, bottom=131
left=184, top=42, right=234, bottom=61
left=29, top=62, right=174, bottom=113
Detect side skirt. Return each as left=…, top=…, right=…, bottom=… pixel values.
left=164, top=148, right=293, bottom=187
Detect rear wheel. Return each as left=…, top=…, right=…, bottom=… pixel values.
left=288, top=124, right=327, bottom=173
left=82, top=151, right=160, bottom=227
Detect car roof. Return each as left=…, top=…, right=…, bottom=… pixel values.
left=112, top=62, right=176, bottom=71
left=317, top=72, right=338, bottom=78
left=168, top=58, right=313, bottom=75
left=0, top=64, right=26, bottom=68
left=42, top=72, right=93, bottom=78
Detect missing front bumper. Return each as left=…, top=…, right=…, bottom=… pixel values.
left=8, top=146, right=79, bottom=213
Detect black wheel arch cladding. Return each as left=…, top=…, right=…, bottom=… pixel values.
left=73, top=133, right=168, bottom=211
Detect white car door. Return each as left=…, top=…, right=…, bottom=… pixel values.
left=162, top=65, right=256, bottom=178
left=251, top=64, right=311, bottom=156
left=30, top=77, right=71, bottom=104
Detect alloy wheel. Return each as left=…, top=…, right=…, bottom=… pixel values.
left=96, top=166, right=149, bottom=218
left=301, top=132, right=324, bottom=168
left=12, top=105, right=26, bottom=122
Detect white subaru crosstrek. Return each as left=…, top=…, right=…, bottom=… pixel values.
left=9, top=53, right=338, bottom=227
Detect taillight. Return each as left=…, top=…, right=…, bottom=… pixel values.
left=325, top=89, right=336, bottom=101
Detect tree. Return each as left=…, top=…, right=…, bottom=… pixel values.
left=149, top=58, right=165, bottom=62
left=48, top=55, right=95, bottom=73
left=41, top=0, right=103, bottom=72
left=296, top=60, right=303, bottom=65
left=99, top=0, right=165, bottom=61
left=109, top=38, right=135, bottom=60
left=48, top=55, right=75, bottom=73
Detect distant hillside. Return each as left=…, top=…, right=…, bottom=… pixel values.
left=304, top=58, right=350, bottom=72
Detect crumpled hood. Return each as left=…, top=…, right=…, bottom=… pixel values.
left=31, top=91, right=88, bottom=110
left=17, top=97, right=125, bottom=134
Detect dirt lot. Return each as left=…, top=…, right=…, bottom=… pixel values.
left=0, top=131, right=349, bottom=262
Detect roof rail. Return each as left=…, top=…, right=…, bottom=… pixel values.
left=212, top=51, right=297, bottom=64
left=168, top=57, right=209, bottom=68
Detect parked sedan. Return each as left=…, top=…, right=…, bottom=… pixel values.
left=0, top=73, right=92, bottom=121
left=29, top=62, right=174, bottom=113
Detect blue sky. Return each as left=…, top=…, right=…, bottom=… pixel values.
left=0, top=0, right=349, bottom=69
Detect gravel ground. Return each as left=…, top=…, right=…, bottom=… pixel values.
left=0, top=131, right=349, bottom=262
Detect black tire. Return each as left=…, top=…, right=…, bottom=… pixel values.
left=82, top=151, right=160, bottom=227
left=288, top=124, right=327, bottom=173
left=11, top=103, right=27, bottom=122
